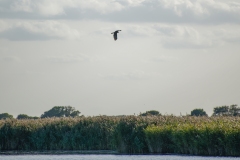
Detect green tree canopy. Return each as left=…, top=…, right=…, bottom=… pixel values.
left=212, top=104, right=240, bottom=116
left=0, top=113, right=13, bottom=119
left=41, top=106, right=81, bottom=118
left=17, top=114, right=39, bottom=120
left=140, top=110, right=160, bottom=116
left=190, top=108, right=208, bottom=116
left=229, top=104, right=240, bottom=116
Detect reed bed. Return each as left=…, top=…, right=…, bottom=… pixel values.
left=144, top=116, right=240, bottom=156
left=0, top=116, right=118, bottom=151
left=1, top=116, right=240, bottom=156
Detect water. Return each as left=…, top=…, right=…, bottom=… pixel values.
left=0, top=155, right=239, bottom=160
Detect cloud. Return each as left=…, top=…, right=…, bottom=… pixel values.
left=0, top=56, right=21, bottom=62
left=155, top=25, right=215, bottom=48
left=100, top=70, right=160, bottom=81
left=151, top=55, right=178, bottom=63
left=110, top=0, right=240, bottom=24
left=1, top=8, right=239, bottom=46
left=0, top=20, right=9, bottom=32
left=213, top=25, right=240, bottom=44
left=0, top=20, right=81, bottom=41
left=94, top=23, right=240, bottom=49
left=0, top=27, right=53, bottom=41
left=45, top=54, right=89, bottom=63
left=0, top=0, right=239, bottom=24
left=101, top=24, right=216, bottom=48
left=1, top=0, right=124, bottom=16
left=95, top=24, right=158, bottom=38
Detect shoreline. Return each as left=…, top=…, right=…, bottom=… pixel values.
left=0, top=151, right=239, bottom=157
left=0, top=150, right=118, bottom=155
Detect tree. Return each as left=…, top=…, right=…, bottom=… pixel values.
left=229, top=104, right=240, bottom=116
left=41, top=106, right=81, bottom=118
left=140, top=110, right=160, bottom=116
left=17, top=114, right=29, bottom=119
left=212, top=104, right=240, bottom=116
left=17, top=114, right=39, bottom=120
left=0, top=113, right=13, bottom=119
left=213, top=106, right=229, bottom=116
left=190, top=109, right=208, bottom=116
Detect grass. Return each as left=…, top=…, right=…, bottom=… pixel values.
left=1, top=116, right=240, bottom=156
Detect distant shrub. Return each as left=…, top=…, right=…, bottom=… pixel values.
left=190, top=108, right=208, bottom=116
left=0, top=113, right=13, bottom=120
left=140, top=110, right=161, bottom=116
left=17, top=114, right=39, bottom=120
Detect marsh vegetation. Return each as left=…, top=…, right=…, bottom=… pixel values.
left=1, top=115, right=240, bottom=156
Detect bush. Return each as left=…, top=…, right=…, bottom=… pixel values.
left=190, top=109, right=208, bottom=117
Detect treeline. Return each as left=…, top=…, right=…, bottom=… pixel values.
left=1, top=116, right=240, bottom=156
left=1, top=104, right=240, bottom=120
left=0, top=106, right=81, bottom=120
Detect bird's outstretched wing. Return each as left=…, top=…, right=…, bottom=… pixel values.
left=111, top=30, right=121, bottom=34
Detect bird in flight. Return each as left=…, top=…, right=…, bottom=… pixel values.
left=111, top=30, right=121, bottom=41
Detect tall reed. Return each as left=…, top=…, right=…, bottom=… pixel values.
left=0, top=116, right=118, bottom=151
left=144, top=116, right=240, bottom=156
left=1, top=116, right=240, bottom=156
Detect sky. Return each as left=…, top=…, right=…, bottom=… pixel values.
left=0, top=0, right=240, bottom=117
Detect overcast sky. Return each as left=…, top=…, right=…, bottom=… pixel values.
left=0, top=0, right=240, bottom=117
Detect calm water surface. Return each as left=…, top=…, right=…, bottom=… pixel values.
left=0, top=155, right=239, bottom=160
